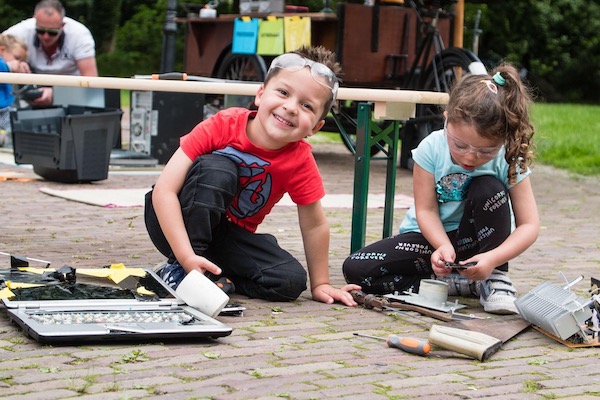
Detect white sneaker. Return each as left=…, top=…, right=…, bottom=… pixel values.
left=436, top=273, right=480, bottom=297
left=479, top=270, right=519, bottom=315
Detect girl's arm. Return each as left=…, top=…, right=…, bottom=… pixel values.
left=152, top=148, right=222, bottom=276
left=412, top=164, right=455, bottom=276
left=461, top=175, right=539, bottom=281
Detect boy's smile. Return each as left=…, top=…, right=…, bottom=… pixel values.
left=250, top=68, right=329, bottom=150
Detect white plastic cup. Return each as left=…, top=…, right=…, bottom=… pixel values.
left=418, top=279, right=449, bottom=306
left=175, top=269, right=229, bottom=318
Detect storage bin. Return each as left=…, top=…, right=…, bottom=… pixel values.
left=11, top=106, right=122, bottom=183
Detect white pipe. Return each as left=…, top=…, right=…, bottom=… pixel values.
left=0, top=73, right=450, bottom=105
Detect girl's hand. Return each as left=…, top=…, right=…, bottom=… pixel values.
left=430, top=244, right=456, bottom=277
left=456, top=255, right=496, bottom=281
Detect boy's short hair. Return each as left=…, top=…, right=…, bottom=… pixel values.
left=0, top=34, right=29, bottom=61
left=264, top=46, right=342, bottom=119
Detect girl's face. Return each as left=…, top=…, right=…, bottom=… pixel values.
left=252, top=67, right=328, bottom=150
left=444, top=118, right=503, bottom=171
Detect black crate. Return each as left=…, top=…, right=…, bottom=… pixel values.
left=11, top=106, right=122, bottom=183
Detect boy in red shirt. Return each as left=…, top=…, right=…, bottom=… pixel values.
left=145, top=46, right=360, bottom=306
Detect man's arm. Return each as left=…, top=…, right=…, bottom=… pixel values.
left=76, top=57, right=98, bottom=76
left=29, top=57, right=97, bottom=106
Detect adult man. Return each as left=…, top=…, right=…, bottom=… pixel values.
left=3, top=0, right=97, bottom=106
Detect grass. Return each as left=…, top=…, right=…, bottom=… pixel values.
left=120, top=90, right=130, bottom=108
left=531, top=103, right=600, bottom=176
left=315, top=103, right=600, bottom=177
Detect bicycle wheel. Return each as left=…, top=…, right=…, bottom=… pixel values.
left=327, top=102, right=386, bottom=157
left=214, top=52, right=268, bottom=109
left=216, top=51, right=268, bottom=82
left=399, top=48, right=484, bottom=169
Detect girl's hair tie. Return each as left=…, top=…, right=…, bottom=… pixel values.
left=492, top=72, right=506, bottom=86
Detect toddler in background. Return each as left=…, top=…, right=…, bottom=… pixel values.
left=0, top=34, right=29, bottom=147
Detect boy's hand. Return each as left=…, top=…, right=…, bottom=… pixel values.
left=7, top=60, right=30, bottom=73
left=311, top=283, right=361, bottom=307
left=180, top=254, right=222, bottom=276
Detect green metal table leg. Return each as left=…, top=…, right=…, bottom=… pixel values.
left=350, top=103, right=400, bottom=253
left=382, top=120, right=400, bottom=239
left=350, top=103, right=371, bottom=253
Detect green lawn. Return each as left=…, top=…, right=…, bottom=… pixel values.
left=315, top=103, right=600, bottom=177
left=120, top=90, right=130, bottom=108
left=531, top=103, right=600, bottom=176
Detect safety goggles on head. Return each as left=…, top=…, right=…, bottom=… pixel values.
left=444, top=119, right=503, bottom=159
left=35, top=26, right=61, bottom=37
left=268, top=53, right=339, bottom=101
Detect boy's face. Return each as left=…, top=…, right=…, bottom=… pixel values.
left=252, top=67, right=328, bottom=149
left=6, top=45, right=27, bottom=62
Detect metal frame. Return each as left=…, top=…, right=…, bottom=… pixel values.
left=336, top=102, right=400, bottom=253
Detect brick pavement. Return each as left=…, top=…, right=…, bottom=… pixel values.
left=0, top=140, right=599, bottom=399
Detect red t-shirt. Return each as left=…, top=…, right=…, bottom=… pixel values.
left=180, top=108, right=325, bottom=233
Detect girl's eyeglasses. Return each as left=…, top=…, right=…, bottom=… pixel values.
left=268, top=53, right=339, bottom=101
left=444, top=120, right=502, bottom=159
left=35, top=27, right=61, bottom=37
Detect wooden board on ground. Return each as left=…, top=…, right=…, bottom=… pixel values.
left=446, top=315, right=531, bottom=343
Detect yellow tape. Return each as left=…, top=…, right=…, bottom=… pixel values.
left=17, top=267, right=56, bottom=274
left=136, top=286, right=156, bottom=296
left=6, top=281, right=46, bottom=289
left=0, top=287, right=14, bottom=299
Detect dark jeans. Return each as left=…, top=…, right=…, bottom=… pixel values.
left=145, top=154, right=307, bottom=301
left=342, top=175, right=511, bottom=294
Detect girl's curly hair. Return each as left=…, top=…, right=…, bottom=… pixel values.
left=445, top=63, right=535, bottom=184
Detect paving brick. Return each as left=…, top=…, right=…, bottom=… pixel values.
left=0, top=141, right=598, bottom=399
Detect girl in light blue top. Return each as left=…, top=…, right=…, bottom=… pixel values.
left=343, top=63, right=539, bottom=314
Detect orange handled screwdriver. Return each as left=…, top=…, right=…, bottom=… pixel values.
left=353, top=332, right=431, bottom=356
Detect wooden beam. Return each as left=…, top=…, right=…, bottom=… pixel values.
left=454, top=0, right=464, bottom=49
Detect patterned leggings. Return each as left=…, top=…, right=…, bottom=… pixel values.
left=342, top=175, right=511, bottom=294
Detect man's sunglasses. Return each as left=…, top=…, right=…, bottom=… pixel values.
left=35, top=27, right=61, bottom=37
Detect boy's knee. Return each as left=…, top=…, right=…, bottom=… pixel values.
left=186, top=154, right=239, bottom=192
left=240, top=261, right=307, bottom=302
left=180, top=154, right=239, bottom=211
left=268, top=263, right=307, bottom=301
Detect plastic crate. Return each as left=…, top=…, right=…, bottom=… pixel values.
left=11, top=106, right=122, bottom=183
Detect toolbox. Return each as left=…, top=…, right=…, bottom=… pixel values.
left=0, top=261, right=232, bottom=344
